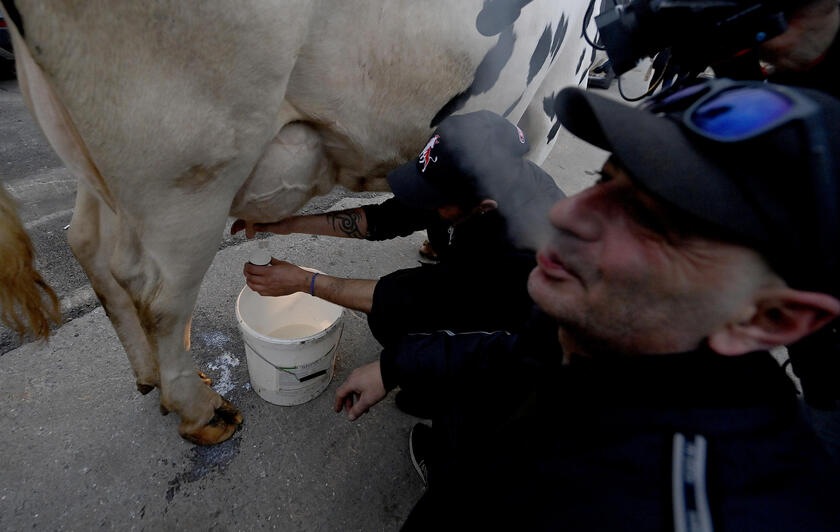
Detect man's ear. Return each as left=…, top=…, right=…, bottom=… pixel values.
left=478, top=199, right=498, bottom=213
left=707, top=288, right=840, bottom=356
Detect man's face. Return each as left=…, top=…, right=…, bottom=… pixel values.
left=527, top=160, right=772, bottom=356
left=436, top=204, right=468, bottom=223
left=436, top=200, right=494, bottom=224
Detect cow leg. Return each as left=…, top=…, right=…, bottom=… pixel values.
left=67, top=181, right=160, bottom=393
left=107, top=199, right=242, bottom=445
left=11, top=11, right=159, bottom=391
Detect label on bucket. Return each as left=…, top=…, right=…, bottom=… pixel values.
left=278, top=343, right=338, bottom=383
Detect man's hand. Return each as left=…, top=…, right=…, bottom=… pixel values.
left=334, top=361, right=386, bottom=421
left=243, top=258, right=310, bottom=297
left=758, top=1, right=839, bottom=73
left=231, top=218, right=294, bottom=238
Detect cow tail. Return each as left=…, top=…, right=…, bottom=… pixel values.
left=0, top=185, right=61, bottom=339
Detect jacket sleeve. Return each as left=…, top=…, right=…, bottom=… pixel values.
left=362, top=197, right=437, bottom=241
left=379, top=330, right=522, bottom=392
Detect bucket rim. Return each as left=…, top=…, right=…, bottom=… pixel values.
left=235, top=284, right=344, bottom=345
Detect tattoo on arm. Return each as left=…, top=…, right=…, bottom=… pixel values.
left=326, top=210, right=366, bottom=238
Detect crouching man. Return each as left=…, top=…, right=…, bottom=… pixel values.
left=335, top=80, right=840, bottom=530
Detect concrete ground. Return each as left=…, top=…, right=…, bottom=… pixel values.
left=0, top=66, right=646, bottom=530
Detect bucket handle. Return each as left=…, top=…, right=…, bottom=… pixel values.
left=243, top=323, right=344, bottom=381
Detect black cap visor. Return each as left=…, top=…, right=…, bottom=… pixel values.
left=386, top=160, right=448, bottom=210
left=556, top=88, right=769, bottom=248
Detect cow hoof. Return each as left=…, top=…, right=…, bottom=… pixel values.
left=197, top=370, right=212, bottom=387
left=137, top=382, right=156, bottom=395
left=180, top=399, right=243, bottom=445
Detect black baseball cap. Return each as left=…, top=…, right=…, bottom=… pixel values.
left=387, top=110, right=533, bottom=209
left=555, top=82, right=840, bottom=297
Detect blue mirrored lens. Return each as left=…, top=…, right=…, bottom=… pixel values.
left=690, top=88, right=793, bottom=139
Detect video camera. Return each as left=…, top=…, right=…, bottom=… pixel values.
left=596, top=0, right=797, bottom=77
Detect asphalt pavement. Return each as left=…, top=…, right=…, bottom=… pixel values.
left=0, top=64, right=639, bottom=530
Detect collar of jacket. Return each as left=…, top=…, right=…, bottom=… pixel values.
left=555, top=347, right=796, bottom=410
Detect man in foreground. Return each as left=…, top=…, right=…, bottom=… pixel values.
left=335, top=80, right=840, bottom=530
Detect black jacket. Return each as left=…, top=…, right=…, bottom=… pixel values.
left=384, top=329, right=840, bottom=531
left=362, top=197, right=520, bottom=263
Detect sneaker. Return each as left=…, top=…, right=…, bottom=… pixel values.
left=409, top=422, right=432, bottom=487
left=396, top=389, right=433, bottom=419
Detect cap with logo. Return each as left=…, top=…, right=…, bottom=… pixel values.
left=555, top=81, right=840, bottom=298
left=387, top=110, right=538, bottom=209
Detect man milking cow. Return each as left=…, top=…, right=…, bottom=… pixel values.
left=233, top=110, right=561, bottom=415
left=233, top=111, right=560, bottom=352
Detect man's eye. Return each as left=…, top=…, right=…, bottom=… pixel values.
left=625, top=202, right=670, bottom=236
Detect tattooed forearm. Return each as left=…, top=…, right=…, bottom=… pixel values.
left=327, top=210, right=366, bottom=238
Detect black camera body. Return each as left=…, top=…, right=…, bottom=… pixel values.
left=596, top=0, right=794, bottom=76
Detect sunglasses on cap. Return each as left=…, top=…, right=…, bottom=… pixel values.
left=644, top=79, right=825, bottom=141
left=646, top=78, right=837, bottom=270
left=644, top=79, right=822, bottom=135
left=646, top=77, right=833, bottom=189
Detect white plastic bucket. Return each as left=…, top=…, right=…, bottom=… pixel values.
left=235, top=282, right=344, bottom=406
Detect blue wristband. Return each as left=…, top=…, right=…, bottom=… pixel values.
left=309, top=272, right=320, bottom=296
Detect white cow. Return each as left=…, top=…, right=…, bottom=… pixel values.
left=0, top=0, right=600, bottom=444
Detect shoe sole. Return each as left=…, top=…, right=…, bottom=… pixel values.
left=409, top=425, right=428, bottom=487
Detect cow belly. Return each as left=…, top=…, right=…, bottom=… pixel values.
left=294, top=1, right=589, bottom=158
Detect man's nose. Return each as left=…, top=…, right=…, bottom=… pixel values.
left=549, top=189, right=604, bottom=242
